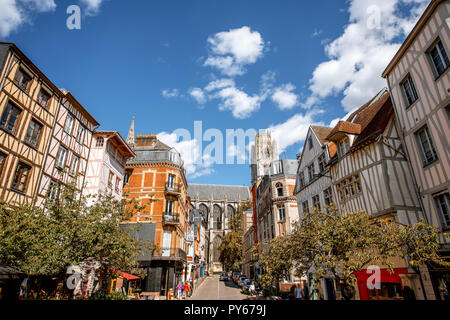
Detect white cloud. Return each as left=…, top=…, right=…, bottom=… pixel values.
left=189, top=88, right=207, bottom=104
left=271, top=83, right=299, bottom=110
left=213, top=86, right=262, bottom=119
left=161, top=89, right=180, bottom=99
left=204, top=26, right=265, bottom=76
left=157, top=132, right=215, bottom=179
left=268, top=110, right=324, bottom=153
left=0, top=0, right=56, bottom=37
left=80, top=0, right=104, bottom=15
left=303, top=0, right=429, bottom=112
left=204, top=78, right=235, bottom=92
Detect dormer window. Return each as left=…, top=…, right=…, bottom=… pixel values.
left=275, top=183, right=283, bottom=197
left=338, top=137, right=350, bottom=157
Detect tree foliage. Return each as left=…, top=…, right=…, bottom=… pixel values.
left=0, top=184, right=155, bottom=282
left=218, top=201, right=252, bottom=271
left=259, top=206, right=449, bottom=295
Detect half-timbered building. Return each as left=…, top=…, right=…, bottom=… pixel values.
left=382, top=0, right=450, bottom=300
left=327, top=90, right=432, bottom=300
left=0, top=42, right=61, bottom=205
left=35, top=90, right=99, bottom=207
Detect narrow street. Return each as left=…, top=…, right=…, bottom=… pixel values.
left=188, top=275, right=255, bottom=300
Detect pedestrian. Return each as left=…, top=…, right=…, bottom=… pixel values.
left=249, top=282, right=256, bottom=296
left=184, top=282, right=190, bottom=299
left=303, top=282, right=310, bottom=300
left=176, top=282, right=183, bottom=300
left=295, top=284, right=303, bottom=300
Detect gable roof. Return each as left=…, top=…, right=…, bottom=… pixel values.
left=311, top=126, right=333, bottom=145
left=382, top=0, right=445, bottom=78
left=94, top=131, right=136, bottom=158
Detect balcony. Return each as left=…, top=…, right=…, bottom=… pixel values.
left=153, top=247, right=187, bottom=262
left=162, top=213, right=180, bottom=225
left=165, top=182, right=181, bottom=195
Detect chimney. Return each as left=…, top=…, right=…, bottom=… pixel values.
left=135, top=134, right=157, bottom=147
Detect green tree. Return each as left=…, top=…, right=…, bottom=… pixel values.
left=0, top=183, right=155, bottom=297
left=259, top=206, right=449, bottom=299
left=218, top=202, right=252, bottom=271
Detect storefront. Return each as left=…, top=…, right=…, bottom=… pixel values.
left=428, top=252, right=450, bottom=301
left=355, top=268, right=408, bottom=300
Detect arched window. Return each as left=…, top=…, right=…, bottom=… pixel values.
left=226, top=205, right=236, bottom=229
left=212, top=236, right=222, bottom=262
left=199, top=204, right=209, bottom=223
left=213, top=205, right=222, bottom=230
left=276, top=183, right=284, bottom=197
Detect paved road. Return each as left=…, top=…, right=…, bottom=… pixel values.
left=189, top=275, right=252, bottom=300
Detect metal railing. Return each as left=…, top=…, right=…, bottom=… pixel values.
left=165, top=182, right=181, bottom=194
left=162, top=213, right=180, bottom=224
left=154, top=247, right=187, bottom=261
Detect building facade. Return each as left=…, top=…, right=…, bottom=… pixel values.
left=36, top=91, right=99, bottom=207
left=326, top=90, right=431, bottom=300
left=83, top=131, right=135, bottom=205
left=294, top=126, right=336, bottom=218
left=0, top=43, right=61, bottom=205
left=382, top=0, right=450, bottom=300
left=187, top=184, right=251, bottom=273
left=122, top=125, right=188, bottom=298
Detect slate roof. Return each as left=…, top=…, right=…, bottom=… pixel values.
left=280, top=159, right=300, bottom=176
left=187, top=184, right=251, bottom=201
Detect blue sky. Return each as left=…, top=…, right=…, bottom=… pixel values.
left=0, top=0, right=430, bottom=186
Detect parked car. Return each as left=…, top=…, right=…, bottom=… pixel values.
left=219, top=273, right=228, bottom=281
left=238, top=276, right=247, bottom=287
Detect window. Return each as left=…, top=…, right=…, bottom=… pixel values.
left=0, top=102, right=22, bottom=133
left=338, top=137, right=350, bottom=157
left=299, top=171, right=305, bottom=189
left=25, top=119, right=43, bottom=148
left=415, top=126, right=438, bottom=165
left=401, top=75, right=419, bottom=107
left=428, top=39, right=449, bottom=77
left=56, top=146, right=67, bottom=169
left=167, top=174, right=175, bottom=189
left=70, top=155, right=80, bottom=176
left=166, top=199, right=174, bottom=214
left=308, top=137, right=313, bottom=150
left=308, top=164, right=315, bottom=181
left=64, top=114, right=74, bottom=134
left=47, top=180, right=59, bottom=201
left=108, top=171, right=114, bottom=188
left=337, top=175, right=362, bottom=201
left=312, top=194, right=321, bottom=210
left=271, top=161, right=282, bottom=175
left=324, top=187, right=333, bottom=211
left=0, top=152, right=7, bottom=176
left=37, top=89, right=51, bottom=108
left=276, top=183, right=284, bottom=197
left=168, top=151, right=176, bottom=162
left=318, top=153, right=326, bottom=172
left=96, top=137, right=104, bottom=147
left=14, top=68, right=32, bottom=92
left=11, top=162, right=31, bottom=192
left=302, top=201, right=309, bottom=214
left=277, top=205, right=285, bottom=221
left=77, top=126, right=85, bottom=144
left=435, top=193, right=450, bottom=228
left=115, top=177, right=121, bottom=192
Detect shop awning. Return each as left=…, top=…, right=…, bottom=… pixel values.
left=111, top=268, right=140, bottom=281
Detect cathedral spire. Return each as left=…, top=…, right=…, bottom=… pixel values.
left=126, top=115, right=135, bottom=147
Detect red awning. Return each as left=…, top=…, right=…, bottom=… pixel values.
left=112, top=269, right=140, bottom=281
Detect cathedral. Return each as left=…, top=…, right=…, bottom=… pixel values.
left=187, top=184, right=251, bottom=273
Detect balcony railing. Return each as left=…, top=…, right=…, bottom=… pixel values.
left=153, top=247, right=187, bottom=261
left=165, top=182, right=181, bottom=194
left=162, top=213, right=180, bottom=224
